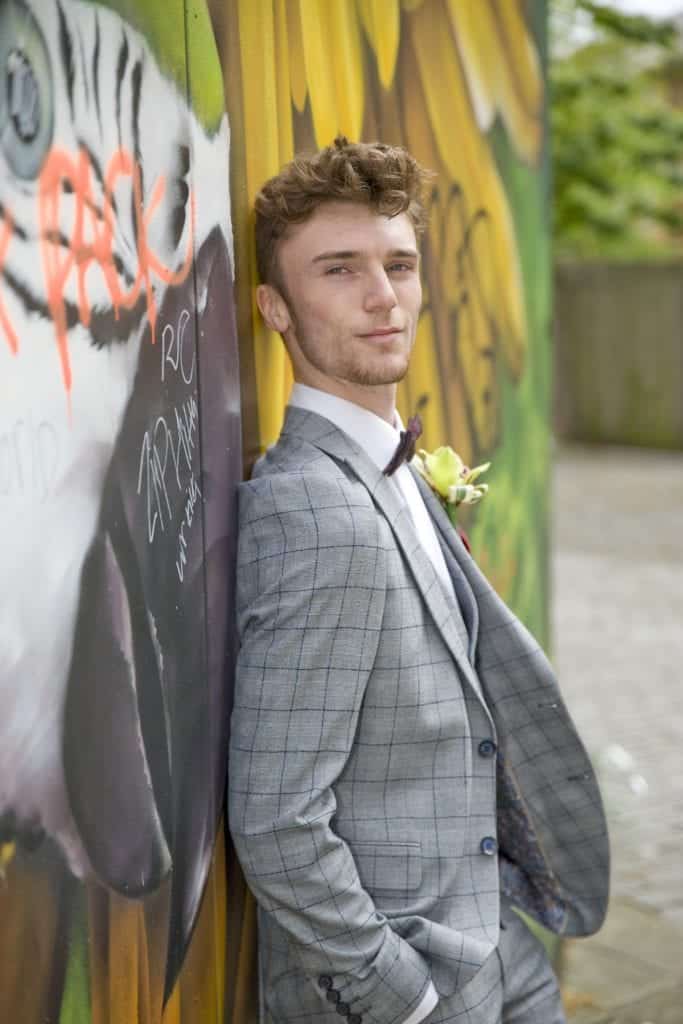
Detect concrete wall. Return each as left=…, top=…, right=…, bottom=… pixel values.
left=554, top=262, right=683, bottom=449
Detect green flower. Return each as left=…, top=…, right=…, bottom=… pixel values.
left=413, top=446, right=490, bottom=524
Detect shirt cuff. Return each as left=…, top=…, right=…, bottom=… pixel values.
left=401, top=981, right=438, bottom=1024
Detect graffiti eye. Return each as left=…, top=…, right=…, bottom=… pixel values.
left=0, top=1, right=53, bottom=179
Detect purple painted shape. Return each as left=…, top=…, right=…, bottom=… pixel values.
left=64, top=228, right=241, bottom=996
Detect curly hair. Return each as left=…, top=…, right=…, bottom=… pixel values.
left=254, top=136, right=433, bottom=288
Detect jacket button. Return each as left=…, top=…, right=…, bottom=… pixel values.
left=326, top=989, right=341, bottom=1004
left=480, top=836, right=497, bottom=856
left=349, top=1016, right=362, bottom=1024
left=336, top=1003, right=350, bottom=1016
left=478, top=739, right=496, bottom=758
left=318, top=975, right=333, bottom=990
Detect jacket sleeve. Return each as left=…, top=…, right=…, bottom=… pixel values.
left=228, top=471, right=433, bottom=1024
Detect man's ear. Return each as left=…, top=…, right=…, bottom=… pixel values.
left=256, top=284, right=291, bottom=334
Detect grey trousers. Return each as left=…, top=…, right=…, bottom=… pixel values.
left=425, top=900, right=566, bottom=1024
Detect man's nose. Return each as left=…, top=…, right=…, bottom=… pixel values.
left=363, top=270, right=398, bottom=313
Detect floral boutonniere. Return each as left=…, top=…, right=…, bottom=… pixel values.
left=412, top=446, right=490, bottom=529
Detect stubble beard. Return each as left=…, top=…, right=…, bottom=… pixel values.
left=293, top=311, right=413, bottom=389
left=343, top=353, right=410, bottom=387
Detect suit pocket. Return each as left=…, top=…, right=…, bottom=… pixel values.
left=352, top=838, right=422, bottom=892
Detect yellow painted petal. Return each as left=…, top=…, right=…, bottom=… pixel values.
left=327, top=2, right=365, bottom=139
left=409, top=5, right=489, bottom=217
left=356, top=0, right=374, bottom=53
left=476, top=170, right=525, bottom=379
left=357, top=0, right=400, bottom=89
left=238, top=0, right=281, bottom=205
left=162, top=985, right=181, bottom=1024
left=493, top=0, right=543, bottom=164
left=420, top=234, right=474, bottom=462
left=232, top=891, right=259, bottom=1022
left=447, top=0, right=497, bottom=131
left=402, top=308, right=447, bottom=450
left=274, top=0, right=294, bottom=164
left=107, top=898, right=142, bottom=1022
left=456, top=267, right=499, bottom=450
left=448, top=0, right=542, bottom=164
left=410, top=2, right=526, bottom=377
left=0, top=854, right=65, bottom=1020
left=238, top=0, right=291, bottom=449
left=398, top=30, right=443, bottom=183
left=286, top=0, right=308, bottom=112
left=298, top=0, right=339, bottom=145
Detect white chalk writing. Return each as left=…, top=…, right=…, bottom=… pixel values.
left=161, top=309, right=195, bottom=385
left=0, top=417, right=60, bottom=500
left=175, top=473, right=202, bottom=582
left=137, top=394, right=199, bottom=544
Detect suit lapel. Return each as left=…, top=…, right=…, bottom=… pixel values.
left=410, top=461, right=550, bottom=706
left=282, top=408, right=484, bottom=699
left=409, top=467, right=481, bottom=648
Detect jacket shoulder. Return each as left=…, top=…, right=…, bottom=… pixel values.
left=236, top=445, right=388, bottom=615
left=240, top=435, right=375, bottom=531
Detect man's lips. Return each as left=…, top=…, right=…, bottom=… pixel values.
left=358, top=327, right=402, bottom=338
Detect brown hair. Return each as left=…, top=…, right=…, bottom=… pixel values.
left=254, top=136, right=433, bottom=288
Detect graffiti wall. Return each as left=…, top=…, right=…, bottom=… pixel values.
left=215, top=0, right=550, bottom=1011
left=216, top=0, right=551, bottom=640
left=2, top=1, right=550, bottom=1021
left=0, top=1, right=241, bottom=1021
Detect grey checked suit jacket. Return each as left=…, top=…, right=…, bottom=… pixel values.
left=229, top=407, right=609, bottom=1024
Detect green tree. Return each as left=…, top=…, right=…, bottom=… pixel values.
left=551, top=0, right=683, bottom=258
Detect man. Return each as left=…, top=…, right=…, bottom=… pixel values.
left=229, top=137, right=609, bottom=1024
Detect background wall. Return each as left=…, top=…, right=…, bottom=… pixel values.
left=555, top=261, right=683, bottom=449
left=0, top=1, right=240, bottom=1021
left=212, top=0, right=552, bottom=1014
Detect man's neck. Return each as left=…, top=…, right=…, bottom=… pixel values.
left=293, top=375, right=396, bottom=425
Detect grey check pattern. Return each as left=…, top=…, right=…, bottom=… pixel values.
left=229, top=407, right=609, bottom=1024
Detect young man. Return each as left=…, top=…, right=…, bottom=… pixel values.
left=229, top=137, right=609, bottom=1024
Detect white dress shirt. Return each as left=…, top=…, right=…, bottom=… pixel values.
left=288, top=383, right=441, bottom=1024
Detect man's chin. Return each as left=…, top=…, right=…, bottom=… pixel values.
left=349, top=356, right=411, bottom=388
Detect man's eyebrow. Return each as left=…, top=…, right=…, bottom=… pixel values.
left=387, top=248, right=419, bottom=259
left=311, top=248, right=419, bottom=263
left=311, top=250, right=360, bottom=263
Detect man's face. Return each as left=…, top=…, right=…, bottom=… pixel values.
left=262, top=202, right=422, bottom=399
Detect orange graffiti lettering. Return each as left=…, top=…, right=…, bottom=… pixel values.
left=0, top=208, right=18, bottom=355
left=33, top=144, right=195, bottom=398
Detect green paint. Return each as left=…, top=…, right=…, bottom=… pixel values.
left=82, top=0, right=225, bottom=132
left=59, top=892, right=91, bottom=1024
left=470, top=89, right=553, bottom=649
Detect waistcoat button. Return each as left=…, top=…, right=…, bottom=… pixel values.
left=480, top=836, right=498, bottom=856
left=478, top=739, right=497, bottom=758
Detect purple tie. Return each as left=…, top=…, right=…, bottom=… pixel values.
left=383, top=414, right=423, bottom=477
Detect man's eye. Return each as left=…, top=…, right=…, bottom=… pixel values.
left=388, top=263, right=415, bottom=273
left=325, top=265, right=350, bottom=275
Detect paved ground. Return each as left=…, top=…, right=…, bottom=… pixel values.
left=551, top=444, right=683, bottom=1022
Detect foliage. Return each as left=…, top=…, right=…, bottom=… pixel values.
left=551, top=0, right=683, bottom=258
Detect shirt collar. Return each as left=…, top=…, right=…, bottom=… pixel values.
left=288, top=383, right=403, bottom=472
